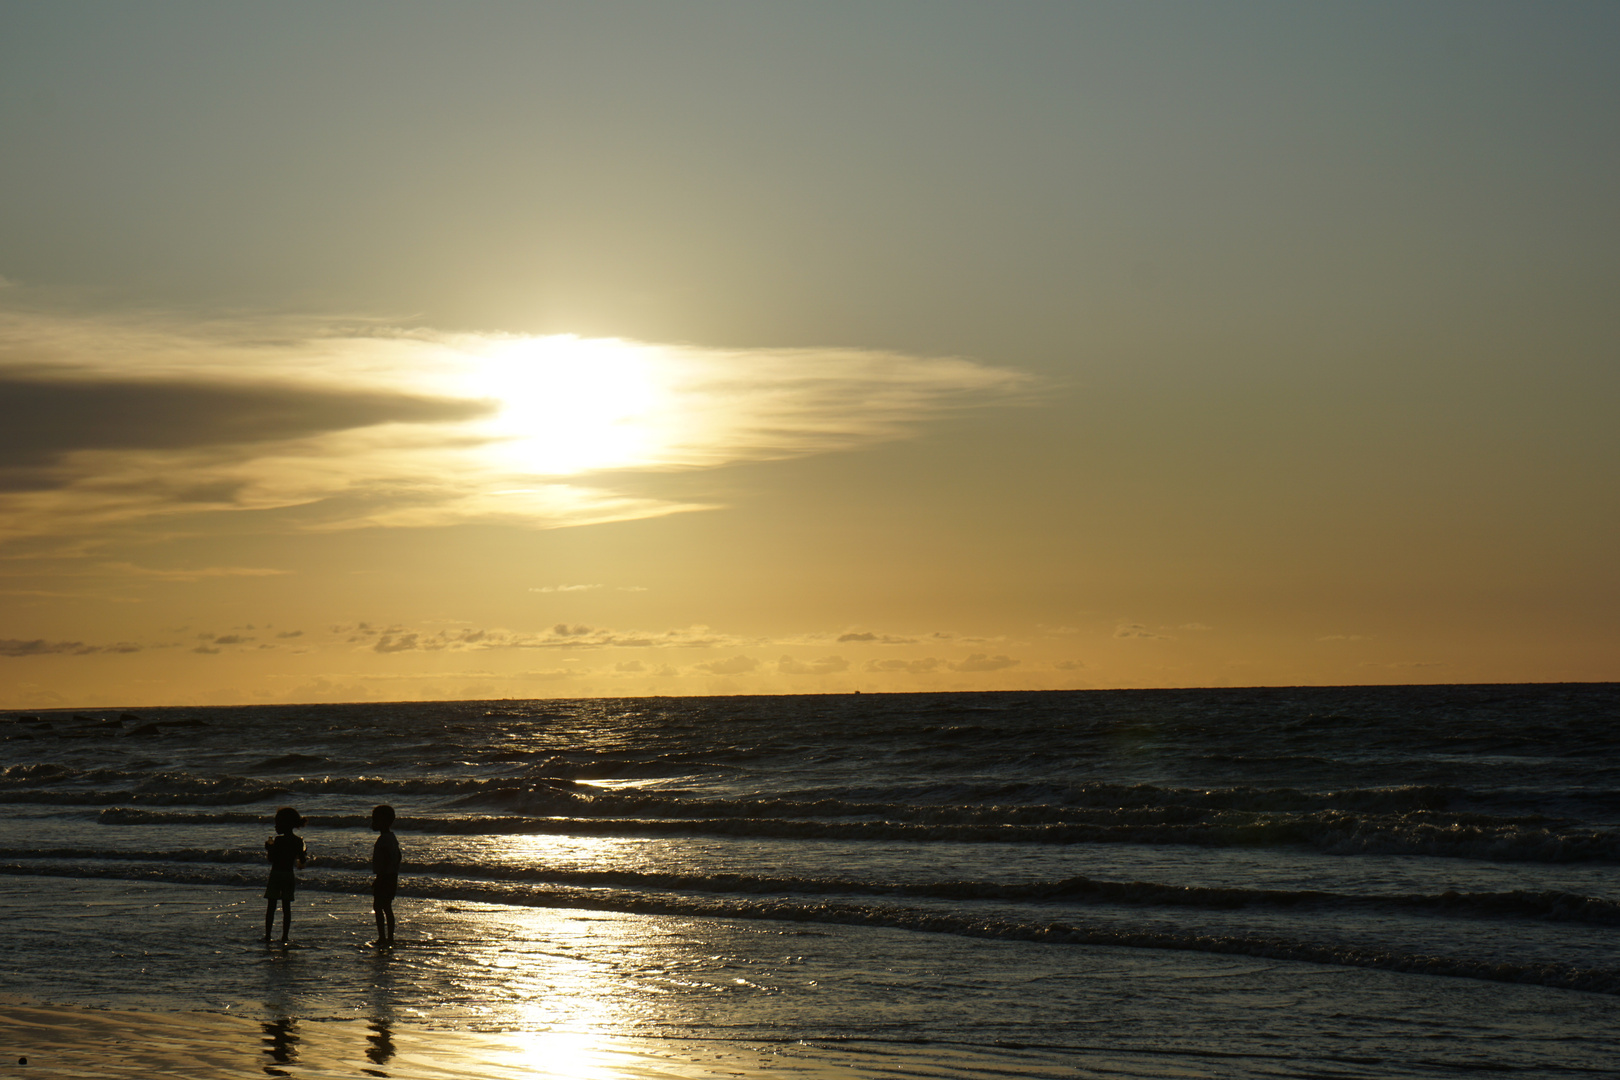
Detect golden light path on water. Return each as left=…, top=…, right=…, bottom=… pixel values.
left=419, top=834, right=654, bottom=1079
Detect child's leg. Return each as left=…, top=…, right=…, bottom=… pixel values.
left=373, top=891, right=387, bottom=942
left=264, top=899, right=276, bottom=940
left=280, top=899, right=292, bottom=941
left=382, top=897, right=396, bottom=941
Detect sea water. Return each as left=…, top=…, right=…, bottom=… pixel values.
left=2, top=685, right=1618, bottom=1077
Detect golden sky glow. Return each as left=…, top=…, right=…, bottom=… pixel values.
left=0, top=1, right=1615, bottom=706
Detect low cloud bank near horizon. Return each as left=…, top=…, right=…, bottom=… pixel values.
left=0, top=309, right=1026, bottom=543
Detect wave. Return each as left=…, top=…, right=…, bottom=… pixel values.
left=0, top=765, right=584, bottom=804
left=9, top=846, right=1620, bottom=926
left=3, top=764, right=1580, bottom=823
left=7, top=753, right=1609, bottom=821
left=245, top=753, right=329, bottom=772
left=94, top=806, right=1620, bottom=864
left=2, top=859, right=1616, bottom=996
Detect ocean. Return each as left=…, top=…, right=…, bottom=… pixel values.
left=3, top=684, right=1618, bottom=1078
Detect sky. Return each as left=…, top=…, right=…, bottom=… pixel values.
left=0, top=0, right=1615, bottom=707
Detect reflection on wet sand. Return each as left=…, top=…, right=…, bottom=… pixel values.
left=260, top=1017, right=298, bottom=1076
left=364, top=1016, right=396, bottom=1076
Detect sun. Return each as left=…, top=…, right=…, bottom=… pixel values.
left=463, top=335, right=665, bottom=476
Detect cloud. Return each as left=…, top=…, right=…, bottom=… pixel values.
left=192, top=645, right=220, bottom=655
left=0, top=310, right=1026, bottom=540
left=353, top=622, right=736, bottom=653
left=614, top=660, right=645, bottom=673
left=777, top=655, right=850, bottom=675
left=373, top=633, right=420, bottom=653
left=0, top=639, right=77, bottom=657
left=96, top=563, right=294, bottom=582
left=1, top=639, right=84, bottom=657
left=948, top=653, right=1019, bottom=672
left=1054, top=659, right=1085, bottom=670
left=0, top=375, right=482, bottom=471
left=529, top=584, right=602, bottom=593
left=211, top=634, right=252, bottom=645
left=837, top=631, right=918, bottom=644
left=694, top=655, right=758, bottom=676
left=0, top=638, right=141, bottom=657
left=1115, top=624, right=1170, bottom=640
left=865, top=657, right=941, bottom=674
left=276, top=630, right=304, bottom=638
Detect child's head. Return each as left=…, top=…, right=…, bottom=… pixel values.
left=371, top=804, right=396, bottom=831
left=273, top=806, right=305, bottom=834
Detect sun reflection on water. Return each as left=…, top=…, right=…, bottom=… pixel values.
left=453, top=896, right=652, bottom=1079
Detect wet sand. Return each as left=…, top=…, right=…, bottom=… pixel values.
left=0, top=1003, right=872, bottom=1080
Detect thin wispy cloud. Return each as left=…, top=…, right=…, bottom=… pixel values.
left=1, top=638, right=143, bottom=657
left=693, top=655, right=759, bottom=676
left=0, top=310, right=1027, bottom=542
left=97, top=563, right=293, bottom=582
left=352, top=622, right=739, bottom=654
left=1115, top=624, right=1170, bottom=640
left=866, top=657, right=942, bottom=674
left=777, top=655, right=851, bottom=675
left=949, top=653, right=1019, bottom=672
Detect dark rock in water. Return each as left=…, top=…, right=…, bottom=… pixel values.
left=120, top=712, right=141, bottom=722
left=72, top=714, right=98, bottom=723
left=125, top=722, right=165, bottom=737
left=15, top=714, right=40, bottom=722
left=161, top=718, right=208, bottom=728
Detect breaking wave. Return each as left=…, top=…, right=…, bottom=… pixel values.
left=2, top=858, right=1616, bottom=997
left=6, top=846, right=1620, bottom=925
left=90, top=805, right=1620, bottom=863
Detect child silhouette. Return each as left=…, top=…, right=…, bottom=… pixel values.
left=370, top=804, right=401, bottom=946
left=263, top=807, right=309, bottom=944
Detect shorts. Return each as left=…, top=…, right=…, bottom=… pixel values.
left=264, top=869, right=297, bottom=901
left=372, top=875, right=398, bottom=904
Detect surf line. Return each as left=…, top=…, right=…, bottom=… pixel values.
left=4, top=861, right=1617, bottom=997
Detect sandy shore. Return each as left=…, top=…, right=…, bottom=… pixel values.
left=0, top=1003, right=879, bottom=1080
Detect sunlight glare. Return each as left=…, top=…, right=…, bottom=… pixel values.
left=466, top=336, right=665, bottom=476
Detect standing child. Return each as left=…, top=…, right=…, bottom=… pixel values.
left=263, top=807, right=309, bottom=944
left=370, top=804, right=401, bottom=945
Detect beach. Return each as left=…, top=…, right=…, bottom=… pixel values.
left=0, top=1000, right=867, bottom=1080
left=4, top=687, right=1619, bottom=1078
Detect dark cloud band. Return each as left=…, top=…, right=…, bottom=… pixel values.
left=0, top=375, right=491, bottom=469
